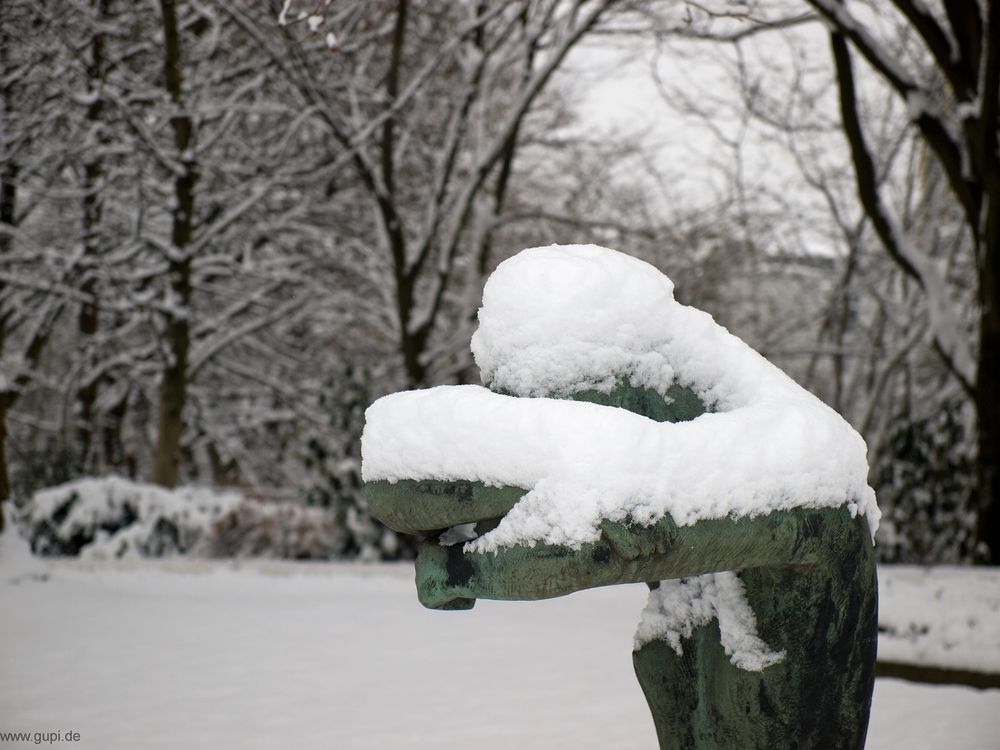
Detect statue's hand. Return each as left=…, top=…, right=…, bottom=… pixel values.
left=367, top=476, right=684, bottom=610
left=365, top=477, right=539, bottom=609
left=410, top=526, right=645, bottom=611
left=365, top=477, right=526, bottom=609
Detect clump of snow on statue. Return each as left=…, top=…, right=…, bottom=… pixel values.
left=470, top=247, right=680, bottom=398
left=362, top=244, right=879, bottom=553
left=634, top=572, right=786, bottom=671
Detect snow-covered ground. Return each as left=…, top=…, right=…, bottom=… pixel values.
left=879, top=565, right=1000, bottom=675
left=2, top=527, right=998, bottom=749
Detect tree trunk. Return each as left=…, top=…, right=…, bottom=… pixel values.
left=151, top=0, right=196, bottom=488
left=0, top=5, right=17, bottom=530
left=382, top=0, right=424, bottom=388
left=976, top=313, right=1000, bottom=562
left=975, top=188, right=1000, bottom=562
left=0, top=395, right=8, bottom=532
left=0, top=162, right=16, bottom=530
left=151, top=305, right=190, bottom=487
left=77, top=0, right=110, bottom=470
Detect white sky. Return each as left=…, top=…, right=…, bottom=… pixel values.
left=561, top=16, right=863, bottom=258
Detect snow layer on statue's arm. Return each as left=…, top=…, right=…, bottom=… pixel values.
left=361, top=385, right=879, bottom=550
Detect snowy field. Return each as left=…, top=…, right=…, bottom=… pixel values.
left=879, top=565, right=1000, bottom=675
left=2, top=529, right=999, bottom=749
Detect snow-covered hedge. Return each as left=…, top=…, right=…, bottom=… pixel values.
left=21, top=477, right=245, bottom=558
left=200, top=501, right=345, bottom=560
left=20, top=477, right=350, bottom=560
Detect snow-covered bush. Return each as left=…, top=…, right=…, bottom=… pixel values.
left=874, top=401, right=977, bottom=564
left=21, top=477, right=244, bottom=559
left=19, top=476, right=352, bottom=561
left=199, top=501, right=345, bottom=560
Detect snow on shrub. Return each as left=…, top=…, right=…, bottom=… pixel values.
left=21, top=477, right=244, bottom=559
left=199, top=501, right=345, bottom=560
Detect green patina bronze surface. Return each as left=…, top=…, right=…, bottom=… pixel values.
left=364, top=377, right=877, bottom=749
left=569, top=380, right=708, bottom=423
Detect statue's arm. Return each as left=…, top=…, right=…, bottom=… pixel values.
left=367, top=478, right=850, bottom=609
left=366, top=379, right=865, bottom=609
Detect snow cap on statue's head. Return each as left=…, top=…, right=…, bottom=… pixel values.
left=471, top=244, right=677, bottom=397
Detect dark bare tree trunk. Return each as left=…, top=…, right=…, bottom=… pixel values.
left=0, top=162, right=16, bottom=531
left=977, top=319, right=1000, bottom=561
left=77, top=0, right=111, bottom=470
left=0, top=396, right=7, bottom=531
left=975, top=190, right=1000, bottom=560
left=972, top=1, right=1000, bottom=561
left=381, top=0, right=425, bottom=388
left=0, top=0, right=18, bottom=530
left=151, top=0, right=196, bottom=488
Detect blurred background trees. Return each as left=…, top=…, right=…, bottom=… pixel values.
left=0, top=0, right=994, bottom=564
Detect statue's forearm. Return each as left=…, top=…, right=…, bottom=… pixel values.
left=365, top=479, right=524, bottom=535
left=414, top=506, right=852, bottom=609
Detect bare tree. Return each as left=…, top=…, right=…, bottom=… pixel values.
left=0, top=0, right=75, bottom=527
left=805, top=0, right=999, bottom=561
left=1, top=2, right=329, bottom=497
left=241, top=0, right=622, bottom=389
left=105, top=2, right=327, bottom=489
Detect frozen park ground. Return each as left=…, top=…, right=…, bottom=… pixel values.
left=1, top=526, right=998, bottom=750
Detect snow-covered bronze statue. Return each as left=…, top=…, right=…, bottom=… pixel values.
left=362, top=244, right=879, bottom=749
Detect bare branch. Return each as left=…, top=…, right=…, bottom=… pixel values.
left=830, top=28, right=974, bottom=391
